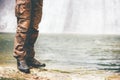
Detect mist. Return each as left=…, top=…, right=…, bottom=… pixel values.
left=0, top=0, right=120, bottom=34
left=0, top=0, right=16, bottom=32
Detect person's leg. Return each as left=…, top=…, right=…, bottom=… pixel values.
left=14, top=0, right=31, bottom=73
left=26, top=0, right=46, bottom=68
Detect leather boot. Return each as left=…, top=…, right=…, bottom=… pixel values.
left=17, top=59, right=30, bottom=73
left=26, top=28, right=46, bottom=68
left=27, top=58, right=46, bottom=68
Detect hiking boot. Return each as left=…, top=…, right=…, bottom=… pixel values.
left=17, top=59, right=30, bottom=73
left=27, top=58, right=46, bottom=68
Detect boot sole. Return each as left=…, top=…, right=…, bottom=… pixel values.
left=18, top=68, right=30, bottom=73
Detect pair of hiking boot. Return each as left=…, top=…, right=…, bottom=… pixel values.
left=17, top=58, right=46, bottom=73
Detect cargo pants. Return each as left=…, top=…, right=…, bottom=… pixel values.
left=14, top=0, right=43, bottom=60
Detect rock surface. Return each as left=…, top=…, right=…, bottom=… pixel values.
left=0, top=66, right=119, bottom=80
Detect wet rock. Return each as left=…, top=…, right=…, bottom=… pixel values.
left=107, top=75, right=120, bottom=80
left=0, top=66, right=119, bottom=80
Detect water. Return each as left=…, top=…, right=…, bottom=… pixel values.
left=0, top=33, right=120, bottom=72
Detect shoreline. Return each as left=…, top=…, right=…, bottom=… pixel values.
left=0, top=66, right=119, bottom=80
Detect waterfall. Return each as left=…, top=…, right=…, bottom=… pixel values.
left=0, top=0, right=120, bottom=34
left=0, top=0, right=16, bottom=32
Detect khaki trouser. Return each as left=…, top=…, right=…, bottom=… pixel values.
left=14, top=0, right=43, bottom=60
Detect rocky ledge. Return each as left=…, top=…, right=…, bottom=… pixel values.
left=0, top=66, right=119, bottom=80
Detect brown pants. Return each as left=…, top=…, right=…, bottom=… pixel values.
left=14, top=0, right=43, bottom=60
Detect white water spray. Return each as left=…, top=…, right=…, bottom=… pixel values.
left=0, top=0, right=120, bottom=34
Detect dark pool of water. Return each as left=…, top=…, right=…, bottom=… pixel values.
left=0, top=33, right=120, bottom=72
